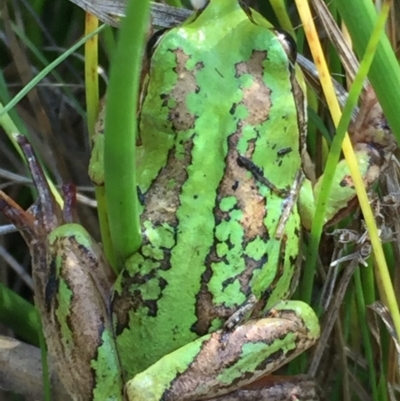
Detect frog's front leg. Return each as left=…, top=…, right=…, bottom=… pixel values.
left=125, top=300, right=320, bottom=401
left=0, top=136, right=124, bottom=401
left=300, top=88, right=396, bottom=229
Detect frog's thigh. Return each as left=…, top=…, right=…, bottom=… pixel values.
left=125, top=300, right=320, bottom=401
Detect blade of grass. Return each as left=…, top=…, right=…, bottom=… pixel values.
left=354, top=267, right=380, bottom=401
left=335, top=0, right=400, bottom=145
left=0, top=24, right=106, bottom=118
left=0, top=283, right=39, bottom=345
left=84, top=12, right=116, bottom=269
left=104, top=0, right=151, bottom=267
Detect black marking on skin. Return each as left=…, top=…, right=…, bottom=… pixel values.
left=237, top=155, right=288, bottom=197
left=289, top=254, right=297, bottom=267
left=254, top=349, right=286, bottom=373
left=159, top=277, right=168, bottom=291
left=160, top=93, right=168, bottom=107
left=221, top=275, right=237, bottom=290
left=66, top=312, right=74, bottom=339
left=200, top=261, right=213, bottom=283
left=260, top=234, right=288, bottom=304
left=215, top=68, right=224, bottom=78
left=137, top=187, right=145, bottom=205
left=232, top=181, right=239, bottom=191
left=96, top=315, right=106, bottom=340
left=277, top=147, right=292, bottom=157
left=90, top=318, right=108, bottom=390
left=225, top=238, right=235, bottom=251
left=229, top=103, right=237, bottom=115
left=45, top=259, right=59, bottom=313
left=145, top=300, right=158, bottom=317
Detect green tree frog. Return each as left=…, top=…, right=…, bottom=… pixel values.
left=1, top=0, right=394, bottom=400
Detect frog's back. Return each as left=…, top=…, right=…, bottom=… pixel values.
left=113, top=0, right=303, bottom=377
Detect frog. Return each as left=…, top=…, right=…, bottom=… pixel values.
left=112, top=0, right=321, bottom=399
left=1, top=0, right=394, bottom=400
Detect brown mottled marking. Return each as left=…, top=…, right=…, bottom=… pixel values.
left=216, top=131, right=267, bottom=241
left=142, top=137, right=194, bottom=226
left=166, top=49, right=203, bottom=131
left=235, top=50, right=271, bottom=126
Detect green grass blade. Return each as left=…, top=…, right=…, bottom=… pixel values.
left=335, top=0, right=400, bottom=143
left=104, top=0, right=151, bottom=267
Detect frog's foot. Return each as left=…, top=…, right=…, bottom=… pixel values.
left=0, top=135, right=75, bottom=253
left=0, top=136, right=83, bottom=252
left=0, top=190, right=42, bottom=253
left=125, top=300, right=320, bottom=401
left=0, top=135, right=71, bottom=244
left=18, top=135, right=65, bottom=232
left=224, top=294, right=258, bottom=331
left=207, top=375, right=323, bottom=401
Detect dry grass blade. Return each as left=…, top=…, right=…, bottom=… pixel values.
left=67, top=0, right=191, bottom=27
left=369, top=301, right=400, bottom=397
left=0, top=336, right=70, bottom=401
left=310, top=0, right=361, bottom=85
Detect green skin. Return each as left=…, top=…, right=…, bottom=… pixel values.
left=2, top=1, right=390, bottom=401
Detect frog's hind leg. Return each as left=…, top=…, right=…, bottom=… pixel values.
left=125, top=300, right=320, bottom=401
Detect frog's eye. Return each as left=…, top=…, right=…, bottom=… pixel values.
left=146, top=28, right=169, bottom=59
left=275, top=29, right=297, bottom=65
